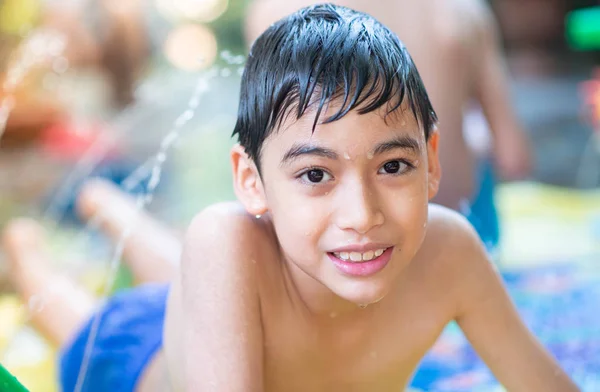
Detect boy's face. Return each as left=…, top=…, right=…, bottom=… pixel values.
left=237, top=104, right=440, bottom=305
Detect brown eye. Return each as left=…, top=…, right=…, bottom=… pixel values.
left=383, top=161, right=400, bottom=174
left=306, top=169, right=325, bottom=183
left=298, top=168, right=333, bottom=185
left=378, top=160, right=411, bottom=175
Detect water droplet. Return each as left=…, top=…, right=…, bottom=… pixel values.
left=52, top=56, right=69, bottom=73
left=148, top=166, right=162, bottom=191
left=251, top=259, right=256, bottom=264
left=329, top=312, right=338, bottom=318
left=366, top=152, right=374, bottom=160
left=188, top=96, right=200, bottom=109
left=370, top=351, right=378, bottom=358
left=195, top=78, right=210, bottom=94
left=184, top=109, right=195, bottom=122
left=144, top=193, right=154, bottom=205
left=161, top=131, right=179, bottom=150
left=343, top=152, right=351, bottom=160
left=220, top=68, right=231, bottom=78
left=175, top=115, right=187, bottom=128
left=46, top=35, right=66, bottom=57
left=255, top=214, right=261, bottom=219
left=28, top=295, right=45, bottom=313
left=358, top=304, right=368, bottom=309
left=304, top=231, right=311, bottom=236
left=459, top=199, right=472, bottom=216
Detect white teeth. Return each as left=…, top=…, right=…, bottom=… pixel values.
left=333, top=248, right=387, bottom=262
left=350, top=252, right=362, bottom=261
left=362, top=250, right=374, bottom=261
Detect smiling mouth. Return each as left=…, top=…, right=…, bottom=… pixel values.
left=327, top=247, right=394, bottom=277
left=330, top=248, right=390, bottom=263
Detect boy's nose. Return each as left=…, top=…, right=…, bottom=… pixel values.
left=334, top=182, right=384, bottom=234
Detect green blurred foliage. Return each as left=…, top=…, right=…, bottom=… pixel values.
left=209, top=0, right=251, bottom=56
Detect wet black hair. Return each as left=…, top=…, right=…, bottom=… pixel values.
left=232, top=3, right=437, bottom=169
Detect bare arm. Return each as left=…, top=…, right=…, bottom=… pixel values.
left=453, top=222, right=578, bottom=391
left=472, top=1, right=531, bottom=180
left=164, top=204, right=265, bottom=391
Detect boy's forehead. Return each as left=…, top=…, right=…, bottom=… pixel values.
left=274, top=102, right=422, bottom=142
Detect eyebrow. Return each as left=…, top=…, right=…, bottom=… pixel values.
left=281, top=144, right=338, bottom=166
left=372, top=135, right=421, bottom=156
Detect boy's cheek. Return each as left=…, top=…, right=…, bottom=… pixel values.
left=386, top=191, right=429, bottom=228
left=273, top=200, right=329, bottom=241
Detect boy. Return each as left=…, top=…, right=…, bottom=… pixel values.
left=163, top=4, right=574, bottom=391
left=2, top=4, right=576, bottom=392
left=245, top=0, right=532, bottom=248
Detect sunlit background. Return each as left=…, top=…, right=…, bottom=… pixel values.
left=0, top=0, right=599, bottom=391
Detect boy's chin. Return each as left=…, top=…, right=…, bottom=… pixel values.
left=331, top=279, right=393, bottom=308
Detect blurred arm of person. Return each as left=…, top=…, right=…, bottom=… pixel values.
left=471, top=0, right=532, bottom=180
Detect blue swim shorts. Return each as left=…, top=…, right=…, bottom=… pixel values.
left=59, top=283, right=169, bottom=392
left=465, top=160, right=500, bottom=250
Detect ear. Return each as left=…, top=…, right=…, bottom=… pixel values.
left=426, top=130, right=442, bottom=201
left=230, top=144, right=268, bottom=216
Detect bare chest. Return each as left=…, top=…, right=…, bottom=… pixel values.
left=261, top=303, right=448, bottom=392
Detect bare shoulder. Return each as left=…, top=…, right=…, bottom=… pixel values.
left=413, top=204, right=493, bottom=298
left=177, top=200, right=280, bottom=303
left=182, top=201, right=274, bottom=262
left=422, top=203, right=484, bottom=260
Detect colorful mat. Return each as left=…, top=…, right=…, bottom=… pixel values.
left=412, top=264, right=600, bottom=391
